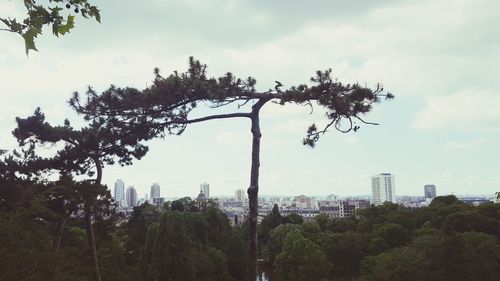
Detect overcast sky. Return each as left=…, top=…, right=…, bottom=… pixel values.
left=1, top=0, right=499, bottom=198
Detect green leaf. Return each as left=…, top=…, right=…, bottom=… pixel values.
left=10, top=19, right=24, bottom=33
left=49, top=7, right=63, bottom=14
left=89, top=6, right=101, bottom=23
left=22, top=31, right=38, bottom=55
left=23, top=0, right=34, bottom=9
left=57, top=15, right=75, bottom=36
left=52, top=22, right=59, bottom=36
left=0, top=18, right=24, bottom=34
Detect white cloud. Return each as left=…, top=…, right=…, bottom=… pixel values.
left=220, top=0, right=500, bottom=99
left=261, top=103, right=310, bottom=118
left=0, top=1, right=24, bottom=18
left=443, top=139, right=487, bottom=151
left=345, top=136, right=360, bottom=145
left=216, top=132, right=247, bottom=145
left=413, top=89, right=500, bottom=130
left=271, top=120, right=311, bottom=133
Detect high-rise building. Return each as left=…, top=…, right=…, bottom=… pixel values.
left=114, top=179, right=125, bottom=207
left=200, top=182, right=210, bottom=199
left=371, top=173, right=396, bottom=206
left=424, top=184, right=437, bottom=202
left=235, top=189, right=246, bottom=203
left=150, top=183, right=160, bottom=199
left=126, top=186, right=138, bottom=207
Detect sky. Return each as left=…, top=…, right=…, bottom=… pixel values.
left=1, top=0, right=499, bottom=198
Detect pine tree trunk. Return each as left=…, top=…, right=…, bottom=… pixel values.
left=246, top=98, right=269, bottom=281
left=85, top=205, right=102, bottom=281
left=86, top=157, right=103, bottom=281
left=53, top=215, right=68, bottom=252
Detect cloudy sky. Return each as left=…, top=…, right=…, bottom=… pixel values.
left=1, top=0, right=499, bottom=198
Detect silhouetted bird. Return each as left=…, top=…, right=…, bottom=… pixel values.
left=275, top=81, right=283, bottom=93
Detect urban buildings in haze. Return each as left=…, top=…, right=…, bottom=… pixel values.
left=371, top=173, right=397, bottom=205
left=152, top=197, right=165, bottom=208
left=150, top=183, right=160, bottom=199
left=235, top=189, right=246, bottom=204
left=114, top=179, right=125, bottom=207
left=424, top=184, right=437, bottom=202
left=126, top=186, right=137, bottom=207
left=200, top=182, right=210, bottom=199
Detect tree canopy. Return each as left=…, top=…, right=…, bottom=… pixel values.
left=69, top=57, right=393, bottom=147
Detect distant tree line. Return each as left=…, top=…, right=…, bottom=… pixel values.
left=258, top=196, right=500, bottom=281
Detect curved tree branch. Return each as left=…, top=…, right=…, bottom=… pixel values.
left=169, top=112, right=251, bottom=125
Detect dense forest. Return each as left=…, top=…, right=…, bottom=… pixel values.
left=1, top=172, right=500, bottom=281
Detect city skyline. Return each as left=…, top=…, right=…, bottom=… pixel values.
left=108, top=176, right=493, bottom=200
left=1, top=0, right=499, bottom=198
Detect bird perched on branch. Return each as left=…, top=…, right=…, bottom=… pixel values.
left=275, top=81, right=283, bottom=93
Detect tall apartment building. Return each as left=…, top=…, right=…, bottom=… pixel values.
left=371, top=173, right=396, bottom=206
left=235, top=189, right=246, bottom=204
left=150, top=183, right=160, bottom=199
left=126, top=186, right=138, bottom=208
left=424, top=184, right=437, bottom=202
left=200, top=182, right=210, bottom=199
left=114, top=179, right=125, bottom=207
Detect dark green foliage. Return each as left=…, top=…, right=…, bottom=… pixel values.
left=259, top=204, right=283, bottom=243
left=359, top=247, right=428, bottom=281
left=256, top=200, right=500, bottom=281
left=7, top=105, right=151, bottom=281
left=170, top=197, right=197, bottom=212
left=359, top=231, right=500, bottom=281
left=266, top=224, right=302, bottom=264
left=0, top=180, right=131, bottom=281
left=274, top=230, right=329, bottom=281
left=129, top=206, right=245, bottom=281
left=315, top=213, right=330, bottom=231
left=318, top=232, right=367, bottom=279
left=0, top=194, right=57, bottom=281
left=3, top=180, right=500, bottom=281
left=430, top=194, right=462, bottom=207
left=13, top=108, right=150, bottom=177
left=368, top=223, right=410, bottom=254
left=141, top=212, right=196, bottom=281
left=328, top=216, right=358, bottom=233
left=283, top=212, right=304, bottom=225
